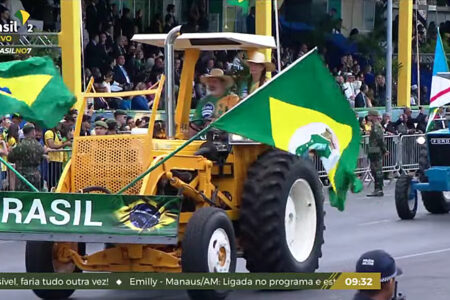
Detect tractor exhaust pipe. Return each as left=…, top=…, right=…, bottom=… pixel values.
left=164, top=25, right=181, bottom=139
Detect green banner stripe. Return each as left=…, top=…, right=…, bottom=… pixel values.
left=0, top=192, right=181, bottom=243
left=0, top=273, right=379, bottom=290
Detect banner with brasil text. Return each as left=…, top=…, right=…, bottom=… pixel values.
left=0, top=56, right=75, bottom=128
left=212, top=50, right=362, bottom=211
left=0, top=192, right=181, bottom=244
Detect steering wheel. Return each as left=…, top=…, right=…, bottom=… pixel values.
left=189, top=118, right=212, bottom=133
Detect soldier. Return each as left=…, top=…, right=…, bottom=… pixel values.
left=7, top=123, right=44, bottom=191
left=367, top=110, right=388, bottom=197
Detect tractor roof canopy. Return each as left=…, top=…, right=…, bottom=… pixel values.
left=132, top=32, right=277, bottom=51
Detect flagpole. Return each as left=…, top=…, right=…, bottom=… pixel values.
left=273, top=0, right=281, bottom=72
left=386, top=0, right=393, bottom=113
left=415, top=6, right=421, bottom=106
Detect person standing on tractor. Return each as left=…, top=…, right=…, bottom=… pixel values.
left=239, top=51, right=275, bottom=99
left=7, top=123, right=44, bottom=191
left=367, top=110, right=388, bottom=197
left=192, top=68, right=239, bottom=130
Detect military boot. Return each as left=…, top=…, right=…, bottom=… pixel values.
left=367, top=189, right=384, bottom=197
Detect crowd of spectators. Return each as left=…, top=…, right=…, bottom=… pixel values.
left=359, top=106, right=449, bottom=136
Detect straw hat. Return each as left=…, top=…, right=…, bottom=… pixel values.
left=246, top=51, right=275, bottom=72
left=200, top=68, right=234, bottom=89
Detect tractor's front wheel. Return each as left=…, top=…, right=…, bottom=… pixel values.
left=395, top=174, right=417, bottom=220
left=240, top=149, right=325, bottom=273
left=25, top=241, right=85, bottom=299
left=182, top=207, right=236, bottom=300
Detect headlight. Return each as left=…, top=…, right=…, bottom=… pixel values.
left=416, top=136, right=426, bottom=145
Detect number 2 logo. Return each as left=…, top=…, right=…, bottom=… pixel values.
left=27, top=24, right=33, bottom=33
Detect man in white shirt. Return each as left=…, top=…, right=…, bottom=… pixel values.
left=342, top=73, right=356, bottom=107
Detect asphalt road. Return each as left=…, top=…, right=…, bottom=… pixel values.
left=1, top=183, right=450, bottom=300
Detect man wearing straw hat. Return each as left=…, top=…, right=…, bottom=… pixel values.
left=192, top=68, right=240, bottom=128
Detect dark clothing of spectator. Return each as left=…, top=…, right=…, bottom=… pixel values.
left=85, top=40, right=102, bottom=69
left=86, top=3, right=99, bottom=36
left=364, top=72, right=375, bottom=87
left=416, top=112, right=427, bottom=132
left=113, top=65, right=132, bottom=85
left=112, top=42, right=126, bottom=58
left=374, top=84, right=386, bottom=106
left=121, top=15, right=135, bottom=40
left=135, top=16, right=143, bottom=33
left=382, top=120, right=397, bottom=134
left=198, top=15, right=209, bottom=32
left=131, top=96, right=149, bottom=110
left=97, top=0, right=111, bottom=24
left=97, top=43, right=112, bottom=70
left=355, top=92, right=368, bottom=108
left=246, top=13, right=255, bottom=34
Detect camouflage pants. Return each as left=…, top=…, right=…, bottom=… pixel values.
left=369, top=154, right=383, bottom=191
left=16, top=169, right=41, bottom=191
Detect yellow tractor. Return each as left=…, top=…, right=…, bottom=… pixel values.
left=24, top=29, right=325, bottom=300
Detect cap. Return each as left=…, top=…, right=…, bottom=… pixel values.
left=114, top=109, right=127, bottom=116
left=368, top=110, right=380, bottom=117
left=94, top=120, right=108, bottom=129
left=356, top=250, right=403, bottom=282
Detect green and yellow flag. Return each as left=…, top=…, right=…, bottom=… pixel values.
left=212, top=50, right=362, bottom=211
left=0, top=56, right=75, bottom=128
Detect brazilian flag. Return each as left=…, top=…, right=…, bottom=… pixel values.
left=212, top=50, right=362, bottom=211
left=0, top=56, right=75, bottom=128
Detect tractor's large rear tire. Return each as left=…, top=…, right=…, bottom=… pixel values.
left=417, top=145, right=450, bottom=214
left=240, top=149, right=325, bottom=273
left=182, top=207, right=236, bottom=300
left=25, top=241, right=85, bottom=299
left=422, top=192, right=450, bottom=214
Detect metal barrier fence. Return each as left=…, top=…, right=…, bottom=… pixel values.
left=313, top=133, right=425, bottom=180
left=0, top=149, right=71, bottom=192
left=399, top=134, right=424, bottom=172
left=0, top=134, right=427, bottom=191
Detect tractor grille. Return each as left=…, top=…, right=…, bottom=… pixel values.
left=71, top=135, right=150, bottom=194
left=428, top=134, right=450, bottom=167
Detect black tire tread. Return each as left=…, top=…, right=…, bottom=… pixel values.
left=395, top=174, right=417, bottom=220
left=182, top=207, right=236, bottom=300
left=240, top=149, right=325, bottom=273
left=25, top=241, right=84, bottom=299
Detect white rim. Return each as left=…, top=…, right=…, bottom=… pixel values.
left=285, top=179, right=317, bottom=263
left=407, top=185, right=416, bottom=210
left=207, top=228, right=231, bottom=272
left=443, top=192, right=450, bottom=201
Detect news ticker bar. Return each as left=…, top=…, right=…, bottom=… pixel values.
left=0, top=273, right=380, bottom=290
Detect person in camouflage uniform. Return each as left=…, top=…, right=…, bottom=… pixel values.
left=367, top=110, right=388, bottom=197
left=7, top=123, right=44, bottom=191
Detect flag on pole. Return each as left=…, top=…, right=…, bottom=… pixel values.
left=212, top=50, right=362, bottom=211
left=0, top=56, right=75, bottom=128
left=427, top=28, right=450, bottom=131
